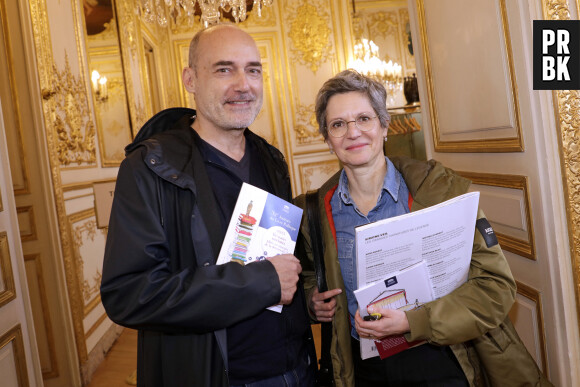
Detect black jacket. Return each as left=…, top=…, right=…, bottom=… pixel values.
left=101, top=108, right=302, bottom=386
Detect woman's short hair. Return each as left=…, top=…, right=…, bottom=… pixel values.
left=315, top=69, right=391, bottom=140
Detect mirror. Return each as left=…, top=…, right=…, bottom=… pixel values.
left=83, top=0, right=133, bottom=167
left=351, top=0, right=426, bottom=161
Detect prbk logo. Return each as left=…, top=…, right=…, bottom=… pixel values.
left=533, top=20, right=580, bottom=90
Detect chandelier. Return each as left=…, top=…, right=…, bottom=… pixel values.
left=139, top=0, right=274, bottom=28
left=351, top=39, right=403, bottom=104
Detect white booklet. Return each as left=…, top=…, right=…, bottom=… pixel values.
left=354, top=261, right=434, bottom=360
left=216, top=183, right=303, bottom=312
left=355, top=191, right=480, bottom=357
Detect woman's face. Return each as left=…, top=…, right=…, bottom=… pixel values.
left=325, top=91, right=388, bottom=171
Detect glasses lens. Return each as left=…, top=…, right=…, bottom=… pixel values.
left=356, top=114, right=376, bottom=131
left=328, top=119, right=347, bottom=137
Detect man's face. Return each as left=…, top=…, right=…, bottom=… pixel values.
left=186, top=26, right=263, bottom=133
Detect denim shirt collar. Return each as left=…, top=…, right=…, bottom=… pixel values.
left=336, top=157, right=401, bottom=207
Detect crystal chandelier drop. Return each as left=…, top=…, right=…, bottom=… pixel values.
left=139, top=0, right=274, bottom=28
left=351, top=39, right=403, bottom=105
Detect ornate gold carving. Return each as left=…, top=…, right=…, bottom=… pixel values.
left=134, top=98, right=148, bottom=131
left=117, top=0, right=138, bottom=57
left=87, top=18, right=118, bottom=42
left=0, top=325, right=29, bottom=386
left=50, top=55, right=97, bottom=166
left=0, top=232, right=16, bottom=307
left=542, top=0, right=580, bottom=346
left=287, top=2, right=333, bottom=73
left=68, top=209, right=103, bottom=317
left=294, top=103, right=322, bottom=145
left=458, top=172, right=535, bottom=260
left=240, top=2, right=277, bottom=27
left=299, top=160, right=340, bottom=192
left=358, top=11, right=398, bottom=40
left=29, top=0, right=89, bottom=363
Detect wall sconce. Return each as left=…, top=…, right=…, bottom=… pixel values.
left=91, top=70, right=108, bottom=102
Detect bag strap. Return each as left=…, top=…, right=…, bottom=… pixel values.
left=306, top=191, right=328, bottom=292
left=305, top=191, right=334, bottom=385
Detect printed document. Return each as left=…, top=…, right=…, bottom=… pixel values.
left=355, top=191, right=480, bottom=357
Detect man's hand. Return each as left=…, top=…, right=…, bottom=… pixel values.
left=269, top=254, right=302, bottom=305
left=309, top=287, right=342, bottom=322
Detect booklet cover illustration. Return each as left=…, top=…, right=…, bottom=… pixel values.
left=354, top=261, right=434, bottom=359
left=217, top=183, right=303, bottom=266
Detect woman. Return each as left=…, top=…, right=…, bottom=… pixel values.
left=295, top=70, right=520, bottom=386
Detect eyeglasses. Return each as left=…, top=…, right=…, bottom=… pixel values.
left=326, top=113, right=378, bottom=138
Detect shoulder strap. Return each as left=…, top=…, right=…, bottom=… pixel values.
left=306, top=190, right=335, bottom=385
left=305, top=191, right=327, bottom=292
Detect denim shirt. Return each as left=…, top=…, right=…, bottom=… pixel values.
left=331, top=157, right=410, bottom=339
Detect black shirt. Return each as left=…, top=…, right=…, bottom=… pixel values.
left=193, top=130, right=306, bottom=384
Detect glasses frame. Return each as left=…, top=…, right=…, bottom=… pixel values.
left=326, top=114, right=378, bottom=138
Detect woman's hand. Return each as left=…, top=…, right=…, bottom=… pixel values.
left=354, top=309, right=410, bottom=340
left=309, top=288, right=342, bottom=322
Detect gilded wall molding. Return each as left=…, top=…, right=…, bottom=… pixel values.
left=67, top=208, right=102, bottom=318
left=28, top=0, right=89, bottom=362
left=0, top=325, right=29, bottom=386
left=294, top=103, right=322, bottom=145
left=49, top=54, right=97, bottom=167
left=458, top=171, right=536, bottom=260
left=0, top=0, right=31, bottom=195
left=0, top=231, right=16, bottom=307
left=541, top=0, right=580, bottom=341
left=286, top=1, right=333, bottom=74
left=72, top=216, right=100, bottom=308
left=16, top=205, right=37, bottom=242
left=117, top=0, right=138, bottom=58
left=299, top=160, right=340, bottom=192
left=417, top=0, right=524, bottom=152
left=514, top=280, right=549, bottom=375
left=23, top=253, right=60, bottom=378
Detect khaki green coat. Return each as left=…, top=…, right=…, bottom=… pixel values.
left=296, top=157, right=550, bottom=386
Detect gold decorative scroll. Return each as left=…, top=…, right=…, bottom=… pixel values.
left=51, top=55, right=97, bottom=167
left=294, top=103, right=321, bottom=145
left=541, top=0, right=580, bottom=340
left=287, top=1, right=333, bottom=73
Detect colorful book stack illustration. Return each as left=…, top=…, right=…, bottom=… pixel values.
left=231, top=201, right=257, bottom=265
left=216, top=183, right=304, bottom=313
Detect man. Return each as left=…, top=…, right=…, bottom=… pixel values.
left=101, top=24, right=315, bottom=386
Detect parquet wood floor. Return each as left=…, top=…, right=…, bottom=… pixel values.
left=86, top=328, right=137, bottom=387
left=86, top=324, right=321, bottom=386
